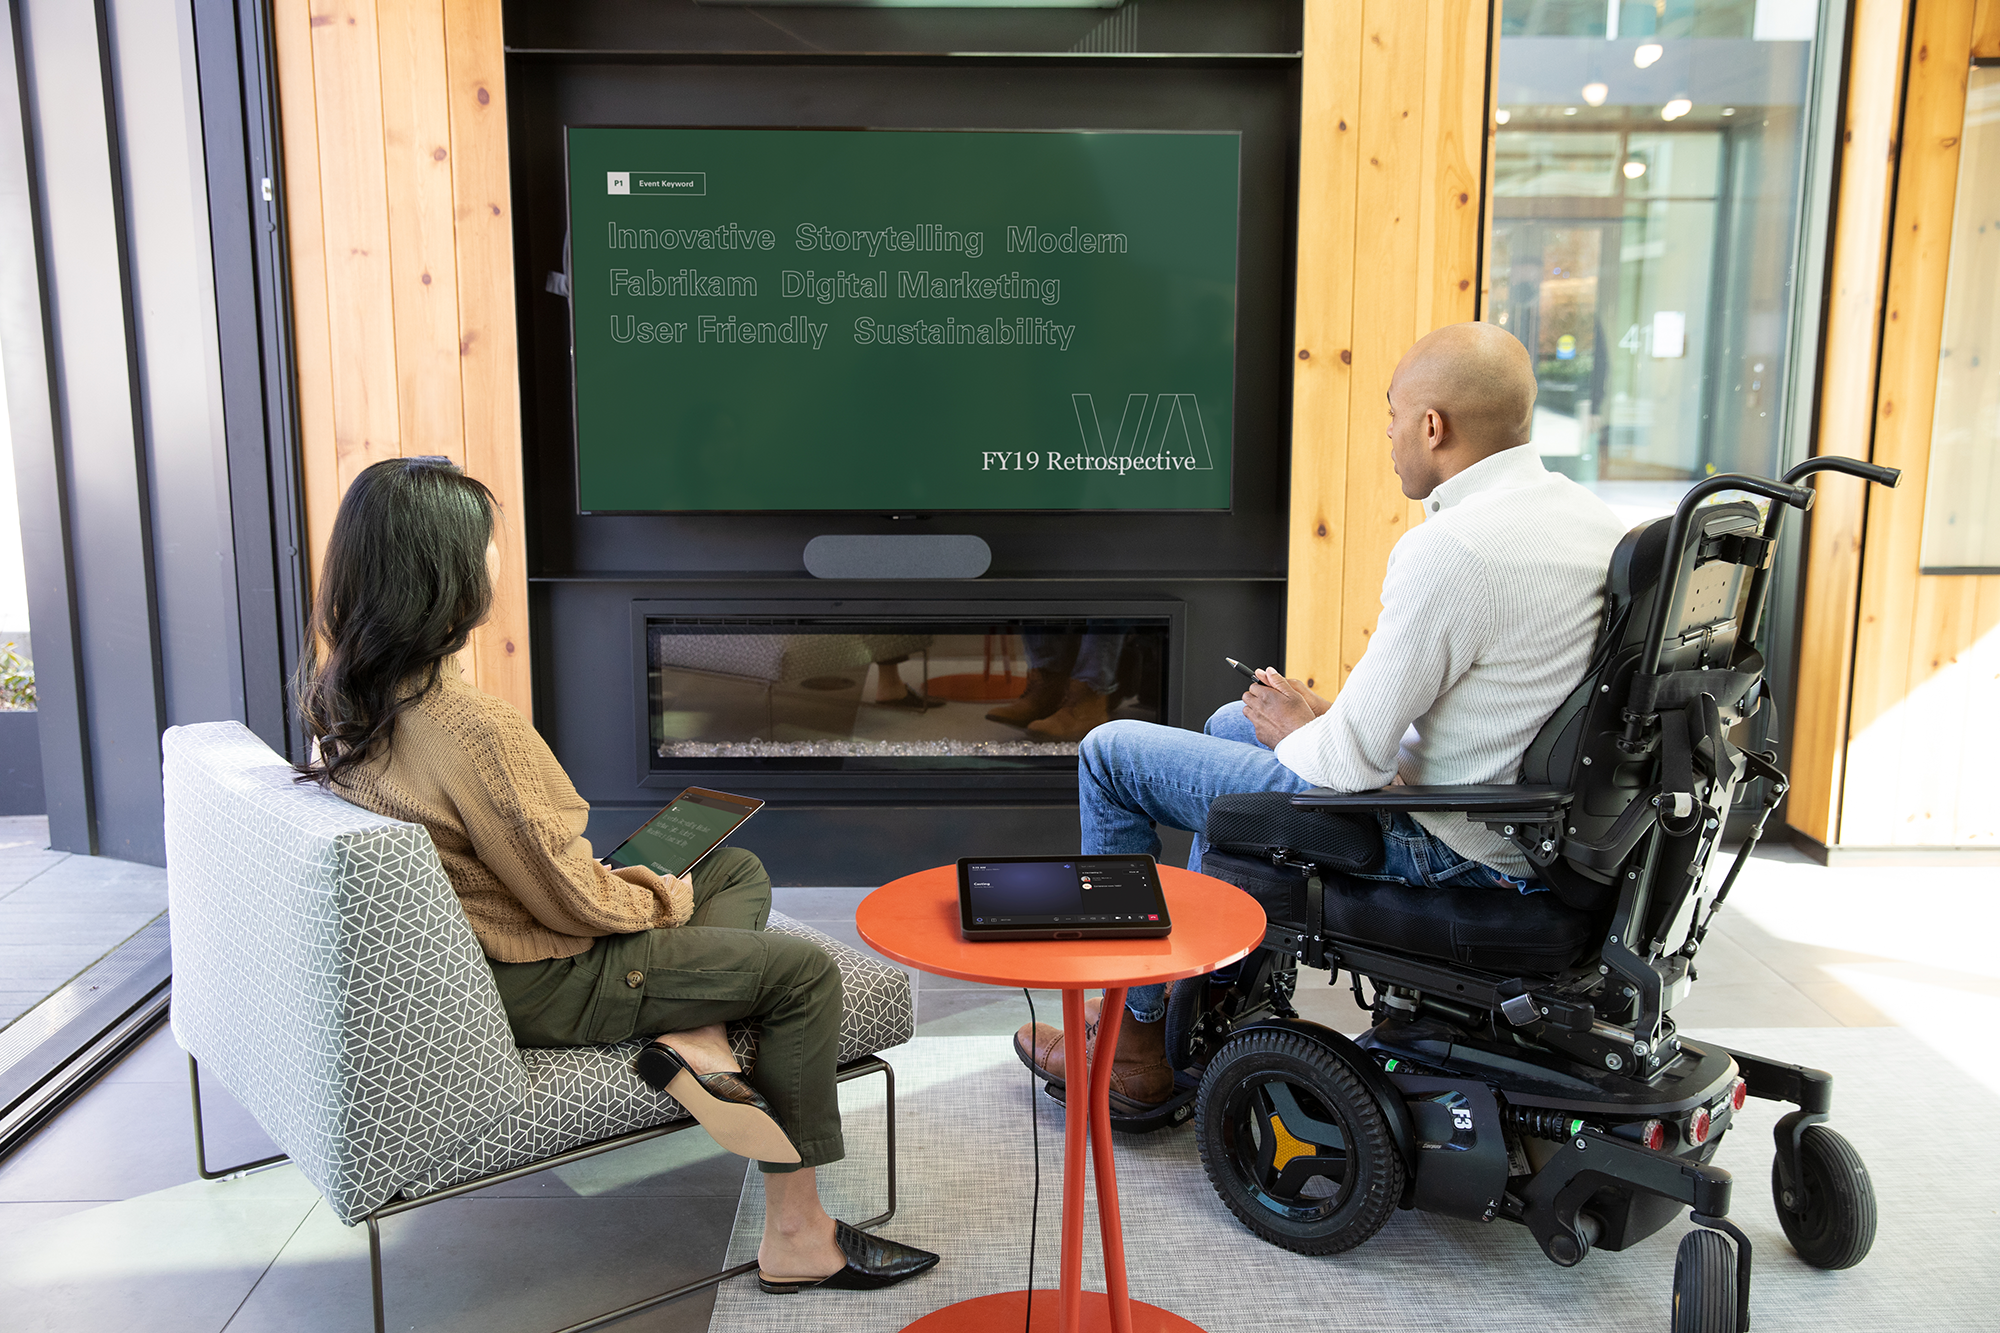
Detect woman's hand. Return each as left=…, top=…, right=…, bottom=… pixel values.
left=1243, top=669, right=1329, bottom=747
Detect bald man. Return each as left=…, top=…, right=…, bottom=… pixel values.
left=1016, top=322, right=1630, bottom=1113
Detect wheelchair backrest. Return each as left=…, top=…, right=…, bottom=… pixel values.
left=1518, top=499, right=1768, bottom=954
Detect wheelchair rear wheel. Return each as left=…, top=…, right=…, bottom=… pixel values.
left=1194, top=1030, right=1404, bottom=1255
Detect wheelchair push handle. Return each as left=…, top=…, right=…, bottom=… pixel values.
left=1709, top=475, right=1815, bottom=513
left=1733, top=459, right=1898, bottom=651
left=1782, top=456, right=1902, bottom=490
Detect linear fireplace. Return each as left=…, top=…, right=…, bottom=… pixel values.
left=632, top=600, right=1183, bottom=789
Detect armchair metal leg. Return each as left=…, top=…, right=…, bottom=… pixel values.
left=187, top=1056, right=290, bottom=1181
left=855, top=1056, right=898, bottom=1231
left=367, top=1216, right=386, bottom=1333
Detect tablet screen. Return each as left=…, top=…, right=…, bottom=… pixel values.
left=961, top=857, right=1167, bottom=930
left=604, top=788, right=762, bottom=879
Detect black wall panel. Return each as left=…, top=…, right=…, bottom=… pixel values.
left=10, top=0, right=167, bottom=862
left=506, top=4, right=1304, bottom=876
left=0, top=0, right=305, bottom=862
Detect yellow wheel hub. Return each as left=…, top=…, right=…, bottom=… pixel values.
left=1268, top=1112, right=1320, bottom=1172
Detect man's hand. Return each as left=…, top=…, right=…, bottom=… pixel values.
left=1243, top=669, right=1328, bottom=748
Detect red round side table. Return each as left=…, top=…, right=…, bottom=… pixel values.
left=857, top=864, right=1267, bottom=1333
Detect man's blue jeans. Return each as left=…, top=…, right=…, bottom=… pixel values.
left=1080, top=702, right=1534, bottom=1026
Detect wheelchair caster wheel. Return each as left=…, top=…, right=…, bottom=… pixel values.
left=1672, top=1229, right=1739, bottom=1333
left=1193, top=1030, right=1403, bottom=1255
left=1772, top=1124, right=1876, bottom=1270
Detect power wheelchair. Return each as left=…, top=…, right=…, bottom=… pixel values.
left=1048, top=458, right=1898, bottom=1332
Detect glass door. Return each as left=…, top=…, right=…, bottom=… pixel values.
left=1488, top=0, right=1840, bottom=801
left=1490, top=0, right=1824, bottom=524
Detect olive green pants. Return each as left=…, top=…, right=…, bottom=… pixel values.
left=488, top=848, right=844, bottom=1172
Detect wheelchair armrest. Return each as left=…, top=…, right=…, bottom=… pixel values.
left=1289, top=784, right=1574, bottom=820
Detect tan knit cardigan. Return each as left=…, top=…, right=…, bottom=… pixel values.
left=330, top=665, right=694, bottom=962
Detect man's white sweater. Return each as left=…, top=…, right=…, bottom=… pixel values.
left=1272, top=444, right=1631, bottom=878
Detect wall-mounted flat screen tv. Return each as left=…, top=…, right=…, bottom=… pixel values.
left=565, top=127, right=1240, bottom=513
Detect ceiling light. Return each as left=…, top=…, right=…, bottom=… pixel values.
left=1496, top=108, right=1511, bottom=125
left=1582, top=82, right=1609, bottom=106
left=1623, top=160, right=1647, bottom=179
left=1634, top=43, right=1664, bottom=69
left=1564, top=106, right=1579, bottom=116
left=1662, top=98, right=1693, bottom=121
left=1722, top=107, right=1737, bottom=116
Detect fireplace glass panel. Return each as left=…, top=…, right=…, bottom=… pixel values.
left=647, top=618, right=1169, bottom=771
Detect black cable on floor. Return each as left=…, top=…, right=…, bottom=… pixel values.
left=1023, top=987, right=1042, bottom=1333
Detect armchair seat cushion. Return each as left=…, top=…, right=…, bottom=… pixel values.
left=400, top=913, right=913, bottom=1200
left=1320, top=872, right=1599, bottom=974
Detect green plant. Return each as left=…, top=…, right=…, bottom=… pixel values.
left=0, top=642, right=33, bottom=710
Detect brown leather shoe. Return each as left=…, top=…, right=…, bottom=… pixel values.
left=1013, top=997, right=1175, bottom=1112
left=1103, top=1012, right=1175, bottom=1113
left=1012, top=997, right=1103, bottom=1085
left=1025, top=679, right=1115, bottom=742
left=986, top=667, right=1068, bottom=727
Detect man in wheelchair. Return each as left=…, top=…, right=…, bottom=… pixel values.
left=1014, top=321, right=1893, bottom=1332
left=1017, top=322, right=1627, bottom=1106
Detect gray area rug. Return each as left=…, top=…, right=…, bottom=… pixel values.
left=711, top=1027, right=1995, bottom=1332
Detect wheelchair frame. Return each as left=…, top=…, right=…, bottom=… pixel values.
left=1109, top=458, right=1896, bottom=1333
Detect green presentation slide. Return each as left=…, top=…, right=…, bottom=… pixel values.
left=566, top=127, right=1240, bottom=512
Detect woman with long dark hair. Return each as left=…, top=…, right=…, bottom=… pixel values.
left=296, top=456, right=935, bottom=1294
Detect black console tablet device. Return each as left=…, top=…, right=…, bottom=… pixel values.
left=958, top=855, right=1172, bottom=941
left=603, top=787, right=763, bottom=880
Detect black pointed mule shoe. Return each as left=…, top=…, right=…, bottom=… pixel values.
left=757, top=1220, right=941, bottom=1294
left=631, top=1041, right=800, bottom=1164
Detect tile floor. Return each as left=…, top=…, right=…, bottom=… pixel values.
left=0, top=847, right=1993, bottom=1332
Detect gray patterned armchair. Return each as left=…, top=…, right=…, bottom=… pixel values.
left=163, top=721, right=912, bottom=1333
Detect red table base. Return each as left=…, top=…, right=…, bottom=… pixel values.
left=859, top=868, right=1264, bottom=1333
left=900, top=1292, right=1207, bottom=1333
left=896, top=987, right=1218, bottom=1332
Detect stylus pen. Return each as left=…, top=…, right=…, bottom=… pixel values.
left=1226, top=657, right=1264, bottom=682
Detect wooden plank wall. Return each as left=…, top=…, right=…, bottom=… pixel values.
left=1285, top=0, right=1492, bottom=694
left=1785, top=0, right=1912, bottom=845
left=1839, top=0, right=2000, bottom=846
left=272, top=0, right=531, bottom=714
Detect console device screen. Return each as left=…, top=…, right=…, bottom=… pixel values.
left=957, top=855, right=1171, bottom=941
left=603, top=787, right=763, bottom=880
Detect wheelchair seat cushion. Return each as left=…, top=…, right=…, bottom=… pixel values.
left=1320, top=872, right=1598, bottom=974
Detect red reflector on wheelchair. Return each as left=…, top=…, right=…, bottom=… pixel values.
left=1731, top=1077, right=1747, bottom=1111
left=1687, top=1105, right=1712, bottom=1146
left=1639, top=1119, right=1665, bottom=1151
